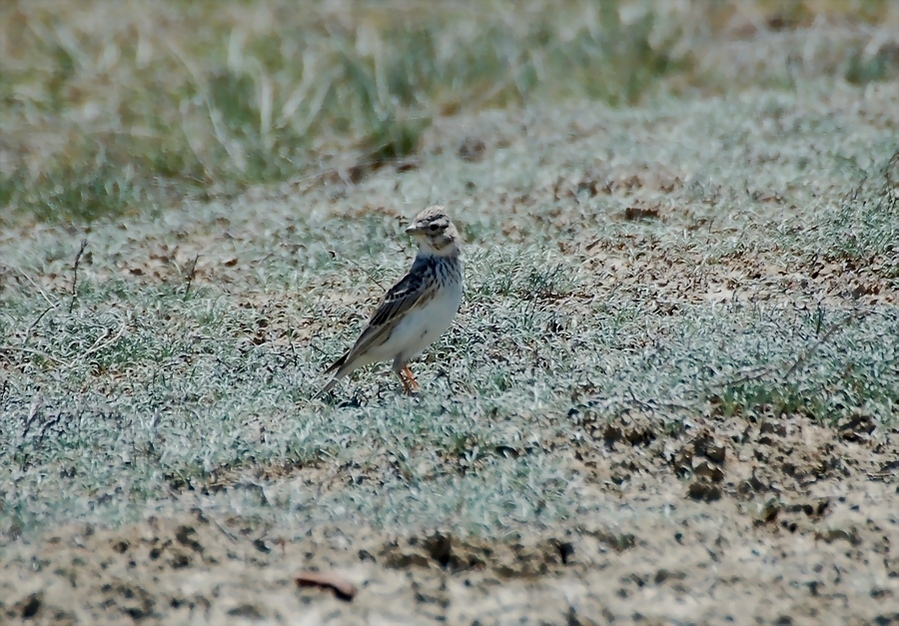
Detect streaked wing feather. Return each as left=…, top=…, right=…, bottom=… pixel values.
left=338, top=265, right=436, bottom=368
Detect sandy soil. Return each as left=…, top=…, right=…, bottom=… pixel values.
left=3, top=407, right=897, bottom=625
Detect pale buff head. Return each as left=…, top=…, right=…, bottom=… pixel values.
left=405, top=205, right=461, bottom=257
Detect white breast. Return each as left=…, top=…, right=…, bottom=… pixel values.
left=386, top=278, right=463, bottom=365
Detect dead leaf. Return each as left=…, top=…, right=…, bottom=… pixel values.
left=624, top=206, right=660, bottom=221
left=295, top=571, right=357, bottom=602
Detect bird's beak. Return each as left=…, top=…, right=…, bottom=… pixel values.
left=405, top=224, right=425, bottom=236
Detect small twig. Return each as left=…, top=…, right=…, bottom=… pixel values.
left=848, top=174, right=867, bottom=204
left=783, top=309, right=864, bottom=380
left=711, top=365, right=776, bottom=389
left=21, top=392, right=43, bottom=440
left=306, top=341, right=329, bottom=358
left=76, top=322, right=128, bottom=363
left=287, top=322, right=298, bottom=366
left=622, top=389, right=694, bottom=413
left=710, top=305, right=872, bottom=396
left=209, top=515, right=239, bottom=542
left=183, top=254, right=200, bottom=300
left=0, top=345, right=68, bottom=367
left=337, top=251, right=386, bottom=291
left=9, top=266, right=56, bottom=308
left=69, top=239, right=88, bottom=314
left=24, top=302, right=59, bottom=340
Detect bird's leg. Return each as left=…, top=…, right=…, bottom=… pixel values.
left=402, top=366, right=420, bottom=391
left=396, top=370, right=412, bottom=394
left=396, top=365, right=419, bottom=394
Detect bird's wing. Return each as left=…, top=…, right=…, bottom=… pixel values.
left=326, top=262, right=437, bottom=373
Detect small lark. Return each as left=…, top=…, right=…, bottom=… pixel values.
left=317, top=206, right=464, bottom=396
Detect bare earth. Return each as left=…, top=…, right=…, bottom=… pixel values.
left=3, top=410, right=898, bottom=625
left=3, top=81, right=899, bottom=624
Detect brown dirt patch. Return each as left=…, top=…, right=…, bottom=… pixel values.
left=3, top=411, right=898, bottom=625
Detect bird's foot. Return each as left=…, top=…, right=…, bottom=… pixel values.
left=398, top=365, right=420, bottom=395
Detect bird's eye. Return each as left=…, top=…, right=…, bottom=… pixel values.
left=427, top=223, right=440, bottom=232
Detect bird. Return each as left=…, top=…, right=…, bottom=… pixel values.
left=316, top=206, right=464, bottom=397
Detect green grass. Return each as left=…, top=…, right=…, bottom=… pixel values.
left=2, top=259, right=896, bottom=536
left=2, top=0, right=899, bottom=543
left=3, top=0, right=899, bottom=224
left=0, top=0, right=693, bottom=223
left=3, top=79, right=899, bottom=539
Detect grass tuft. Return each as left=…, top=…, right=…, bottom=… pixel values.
left=811, top=151, right=899, bottom=280
left=4, top=1, right=897, bottom=224
left=2, top=0, right=899, bottom=544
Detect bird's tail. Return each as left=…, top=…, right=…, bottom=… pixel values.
left=313, top=353, right=348, bottom=399
left=323, top=353, right=347, bottom=375
left=313, top=377, right=339, bottom=399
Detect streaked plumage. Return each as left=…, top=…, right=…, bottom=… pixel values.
left=316, top=206, right=463, bottom=397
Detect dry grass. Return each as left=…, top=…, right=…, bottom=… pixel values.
left=2, top=5, right=899, bottom=623
left=2, top=0, right=898, bottom=223
left=2, top=71, right=898, bottom=538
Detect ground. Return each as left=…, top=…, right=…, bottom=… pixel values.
left=4, top=413, right=899, bottom=625
left=2, top=2, right=899, bottom=625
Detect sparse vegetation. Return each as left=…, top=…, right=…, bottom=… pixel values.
left=0, top=0, right=694, bottom=223
left=2, top=1, right=899, bottom=623
left=3, top=0, right=898, bottom=224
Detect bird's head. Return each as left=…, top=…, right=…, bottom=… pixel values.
left=405, top=206, right=461, bottom=257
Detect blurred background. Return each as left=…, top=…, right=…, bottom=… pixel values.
left=1, top=0, right=897, bottom=223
